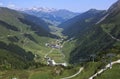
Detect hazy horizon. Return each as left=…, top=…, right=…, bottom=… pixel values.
left=0, top=0, right=118, bottom=12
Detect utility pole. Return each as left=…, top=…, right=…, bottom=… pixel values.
left=90, top=54, right=96, bottom=62
left=106, top=53, right=115, bottom=69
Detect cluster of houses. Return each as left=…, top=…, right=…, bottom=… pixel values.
left=45, top=39, right=64, bottom=49
left=45, top=43, right=62, bottom=49
left=45, top=57, right=67, bottom=67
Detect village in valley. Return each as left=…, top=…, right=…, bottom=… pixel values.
left=45, top=38, right=67, bottom=67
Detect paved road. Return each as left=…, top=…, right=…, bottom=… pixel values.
left=96, top=14, right=109, bottom=24
left=100, top=26, right=120, bottom=42
left=107, top=33, right=120, bottom=41
left=60, top=67, right=84, bottom=79
left=88, top=29, right=120, bottom=79
left=89, top=59, right=120, bottom=79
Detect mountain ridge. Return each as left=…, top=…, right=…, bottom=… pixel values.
left=60, top=0, right=120, bottom=64
left=58, top=9, right=106, bottom=38
left=0, top=7, right=56, bottom=69
left=21, top=7, right=79, bottom=26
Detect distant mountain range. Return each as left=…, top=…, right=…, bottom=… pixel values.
left=20, top=7, right=79, bottom=26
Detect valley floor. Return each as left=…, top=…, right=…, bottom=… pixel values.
left=1, top=60, right=120, bottom=79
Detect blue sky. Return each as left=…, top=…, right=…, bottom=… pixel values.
left=0, top=0, right=117, bottom=12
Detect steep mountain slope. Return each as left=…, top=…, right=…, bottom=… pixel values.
left=0, top=7, right=55, bottom=36
left=100, top=0, right=120, bottom=39
left=61, top=0, right=120, bottom=64
left=58, top=9, right=106, bottom=37
left=23, top=8, right=79, bottom=26
left=0, top=7, right=56, bottom=69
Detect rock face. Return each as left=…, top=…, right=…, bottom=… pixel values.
left=108, top=0, right=120, bottom=14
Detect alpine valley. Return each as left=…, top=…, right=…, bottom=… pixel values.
left=0, top=0, right=120, bottom=79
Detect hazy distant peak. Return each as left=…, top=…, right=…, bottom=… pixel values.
left=88, top=9, right=98, bottom=11
left=86, top=9, right=105, bottom=13
left=20, top=7, right=57, bottom=13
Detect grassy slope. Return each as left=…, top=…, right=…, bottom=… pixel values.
left=72, top=62, right=103, bottom=79
left=59, top=1, right=120, bottom=64
left=0, top=59, right=119, bottom=79
left=0, top=7, right=58, bottom=70
left=62, top=40, right=76, bottom=62
left=95, top=64, right=120, bottom=79
left=0, top=66, right=80, bottom=79
left=1, top=1, right=120, bottom=79
left=59, top=9, right=106, bottom=38
left=29, top=1, right=120, bottom=79
left=29, top=66, right=80, bottom=79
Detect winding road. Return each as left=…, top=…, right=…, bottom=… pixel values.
left=88, top=30, right=120, bottom=79
left=61, top=31, right=120, bottom=79
left=89, top=59, right=120, bottom=79
left=60, top=67, right=84, bottom=79
left=96, top=14, right=109, bottom=24
left=107, top=33, right=120, bottom=41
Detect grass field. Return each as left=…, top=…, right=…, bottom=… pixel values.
left=29, top=66, right=80, bottom=79
left=47, top=49, right=66, bottom=63
left=61, top=40, right=76, bottom=62
left=0, top=65, right=81, bottom=79
left=95, top=63, right=120, bottom=79
left=0, top=70, right=29, bottom=79
left=0, top=62, right=120, bottom=79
